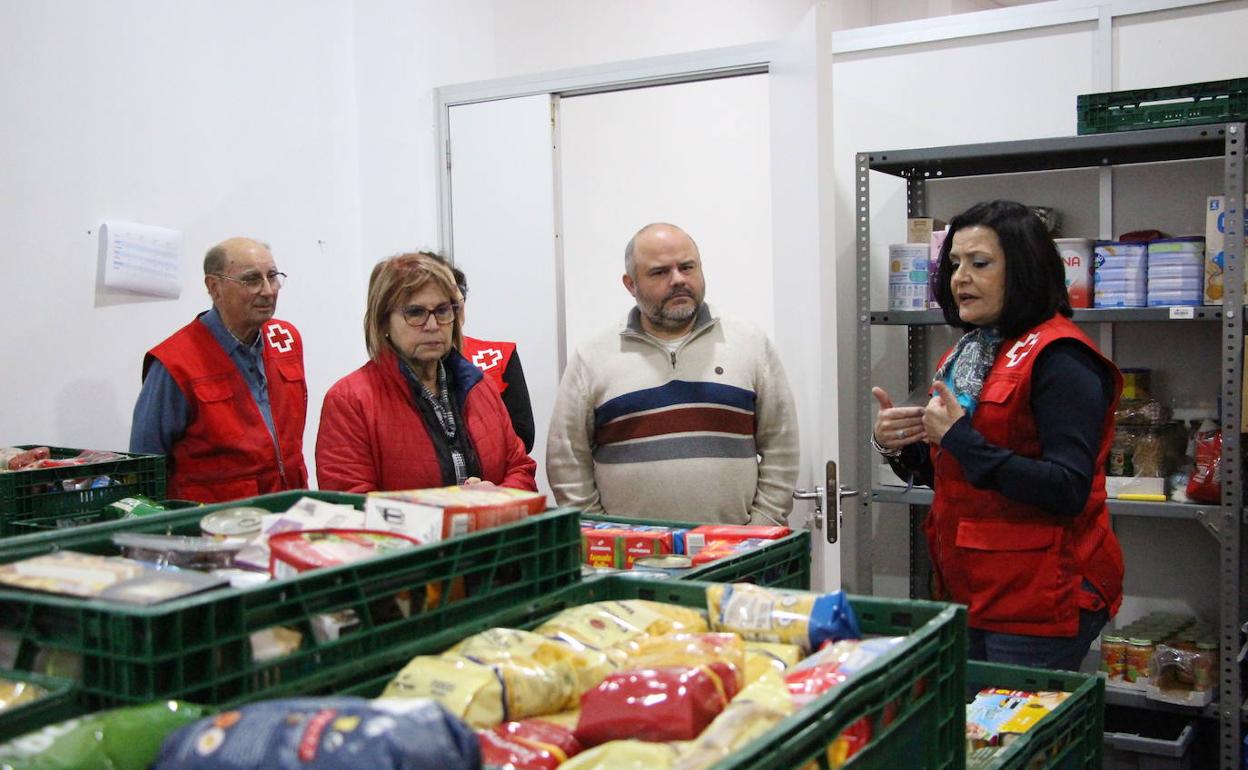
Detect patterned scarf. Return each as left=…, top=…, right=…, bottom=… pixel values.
left=933, top=327, right=1002, bottom=415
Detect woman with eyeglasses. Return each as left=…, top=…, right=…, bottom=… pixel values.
left=315, top=253, right=537, bottom=493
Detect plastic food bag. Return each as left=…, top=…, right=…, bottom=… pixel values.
left=448, top=627, right=608, bottom=700
left=558, top=740, right=679, bottom=770
left=1186, top=425, right=1222, bottom=503
left=381, top=654, right=576, bottom=728
left=628, top=633, right=745, bottom=688
left=671, top=670, right=794, bottom=770
left=706, top=584, right=861, bottom=653
left=0, top=700, right=205, bottom=770
left=743, top=641, right=803, bottom=684
left=534, top=601, right=707, bottom=663
left=575, top=663, right=739, bottom=746
left=151, top=697, right=478, bottom=770
left=784, top=637, right=904, bottom=705
left=478, top=718, right=583, bottom=770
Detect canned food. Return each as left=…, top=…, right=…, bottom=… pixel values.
left=200, top=506, right=266, bottom=538
left=106, top=495, right=168, bottom=519
left=634, top=555, right=693, bottom=570
left=1126, top=637, right=1155, bottom=685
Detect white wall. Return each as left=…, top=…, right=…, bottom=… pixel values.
left=0, top=1, right=363, bottom=483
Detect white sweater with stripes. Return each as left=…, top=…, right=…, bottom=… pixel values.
left=546, top=304, right=799, bottom=525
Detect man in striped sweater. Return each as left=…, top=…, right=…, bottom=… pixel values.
left=546, top=223, right=799, bottom=525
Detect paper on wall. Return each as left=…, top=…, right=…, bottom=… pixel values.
left=100, top=220, right=183, bottom=298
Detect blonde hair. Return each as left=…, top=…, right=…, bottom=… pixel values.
left=364, top=253, right=463, bottom=362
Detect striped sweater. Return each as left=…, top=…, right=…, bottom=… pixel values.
left=546, top=304, right=799, bottom=525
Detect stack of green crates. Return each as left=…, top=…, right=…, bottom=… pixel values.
left=0, top=491, right=582, bottom=712
left=1077, top=78, right=1248, bottom=134
left=0, top=446, right=166, bottom=536
left=581, top=513, right=812, bottom=589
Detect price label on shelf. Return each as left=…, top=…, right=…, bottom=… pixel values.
left=1168, top=307, right=1195, bottom=320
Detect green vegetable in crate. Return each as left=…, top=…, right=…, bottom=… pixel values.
left=0, top=700, right=204, bottom=770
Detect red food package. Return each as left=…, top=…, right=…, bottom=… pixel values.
left=479, top=719, right=583, bottom=770
left=575, top=662, right=739, bottom=745
left=1187, top=427, right=1221, bottom=504
left=685, top=525, right=789, bottom=556
left=785, top=661, right=849, bottom=703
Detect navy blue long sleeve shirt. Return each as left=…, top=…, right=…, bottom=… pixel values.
left=887, top=339, right=1114, bottom=516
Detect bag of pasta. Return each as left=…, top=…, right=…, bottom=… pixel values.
left=743, top=641, right=803, bottom=684
left=381, top=654, right=576, bottom=728
left=478, top=718, right=583, bottom=770
left=671, top=670, right=794, bottom=770
left=558, top=740, right=680, bottom=770
left=628, top=632, right=745, bottom=689
left=534, top=600, right=707, bottom=663
left=448, top=627, right=607, bottom=701
left=706, top=583, right=861, bottom=653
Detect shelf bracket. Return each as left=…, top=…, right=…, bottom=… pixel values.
left=1194, top=507, right=1222, bottom=540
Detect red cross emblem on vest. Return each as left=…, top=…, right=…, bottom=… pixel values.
left=472, top=347, right=503, bottom=371
left=1004, top=333, right=1040, bottom=368
left=266, top=323, right=294, bottom=353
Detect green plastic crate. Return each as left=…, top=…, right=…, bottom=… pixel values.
left=1077, top=78, right=1248, bottom=134
left=326, top=576, right=968, bottom=770
left=4, top=498, right=201, bottom=536
left=0, top=668, right=80, bottom=743
left=0, top=490, right=582, bottom=710
left=582, top=513, right=812, bottom=589
left=0, top=446, right=166, bottom=537
left=967, top=660, right=1104, bottom=770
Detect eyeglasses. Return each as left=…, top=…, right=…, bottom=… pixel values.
left=213, top=271, right=287, bottom=292
left=398, top=302, right=459, bottom=327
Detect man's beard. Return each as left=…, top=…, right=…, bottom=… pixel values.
left=641, top=291, right=699, bottom=331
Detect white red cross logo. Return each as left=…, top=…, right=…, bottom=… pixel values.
left=471, top=347, right=503, bottom=372
left=266, top=323, right=294, bottom=353
left=1004, top=333, right=1040, bottom=368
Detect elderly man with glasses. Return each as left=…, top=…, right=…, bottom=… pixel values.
left=130, top=236, right=308, bottom=502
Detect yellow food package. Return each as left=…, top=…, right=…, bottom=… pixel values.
left=629, top=633, right=745, bottom=688
left=447, top=628, right=607, bottom=700
left=744, top=641, right=802, bottom=684
left=0, top=679, right=48, bottom=712
left=559, top=739, right=680, bottom=770
left=380, top=654, right=576, bottom=728
left=671, top=671, right=793, bottom=770
left=535, top=600, right=707, bottom=661
left=536, top=708, right=581, bottom=730
left=707, top=584, right=818, bottom=650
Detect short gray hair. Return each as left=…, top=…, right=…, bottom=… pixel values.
left=203, top=238, right=272, bottom=275
left=624, top=222, right=697, bottom=277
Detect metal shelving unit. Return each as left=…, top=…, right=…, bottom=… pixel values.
left=854, top=123, right=1246, bottom=769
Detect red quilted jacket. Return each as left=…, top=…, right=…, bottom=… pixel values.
left=315, top=347, right=536, bottom=493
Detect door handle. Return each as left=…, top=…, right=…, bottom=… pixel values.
left=792, top=461, right=859, bottom=545
left=792, top=487, right=823, bottom=532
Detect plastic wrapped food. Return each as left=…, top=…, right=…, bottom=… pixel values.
left=0, top=700, right=204, bottom=770
left=151, top=697, right=478, bottom=770
left=706, top=584, right=861, bottom=653
left=575, top=663, right=740, bottom=746
left=671, top=670, right=793, bottom=770
left=112, top=533, right=243, bottom=570
left=448, top=627, right=608, bottom=699
left=0, top=679, right=48, bottom=713
left=534, top=601, right=707, bottom=663
left=381, top=654, right=576, bottom=728
left=0, top=448, right=51, bottom=472
left=628, top=633, right=744, bottom=688
left=785, top=637, right=904, bottom=705
left=558, top=740, right=679, bottom=770
left=478, top=718, right=583, bottom=770
left=743, top=641, right=803, bottom=684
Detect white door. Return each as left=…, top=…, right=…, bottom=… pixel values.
left=447, top=94, right=559, bottom=503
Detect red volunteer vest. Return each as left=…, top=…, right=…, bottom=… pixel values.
left=926, top=315, right=1124, bottom=636
left=146, top=315, right=309, bottom=503
left=461, top=336, right=517, bottom=394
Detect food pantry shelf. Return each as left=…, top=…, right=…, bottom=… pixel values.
left=870, top=307, right=1227, bottom=326
left=871, top=486, right=1209, bottom=521
left=1104, top=682, right=1222, bottom=719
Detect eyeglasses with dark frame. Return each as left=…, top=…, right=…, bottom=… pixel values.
left=212, top=271, right=287, bottom=292
left=398, top=302, right=459, bottom=327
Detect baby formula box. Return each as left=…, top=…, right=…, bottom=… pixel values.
left=1148, top=263, right=1204, bottom=281
left=1206, top=196, right=1248, bottom=304
left=1055, top=238, right=1093, bottom=308
left=888, top=244, right=929, bottom=310
left=1147, top=289, right=1203, bottom=307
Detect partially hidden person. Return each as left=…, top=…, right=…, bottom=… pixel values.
left=871, top=200, right=1124, bottom=670
left=130, top=237, right=307, bottom=503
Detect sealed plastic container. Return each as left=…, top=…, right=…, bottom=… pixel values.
left=1055, top=238, right=1094, bottom=308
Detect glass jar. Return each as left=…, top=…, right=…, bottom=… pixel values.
left=1126, top=637, right=1155, bottom=685
left=1194, top=641, right=1217, bottom=691
left=1101, top=635, right=1128, bottom=681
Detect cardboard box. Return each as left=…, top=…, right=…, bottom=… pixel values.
left=907, top=217, right=946, bottom=245
left=1204, top=194, right=1248, bottom=305
left=1105, top=475, right=1165, bottom=498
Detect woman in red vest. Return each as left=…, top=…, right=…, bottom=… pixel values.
left=871, top=200, right=1124, bottom=671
